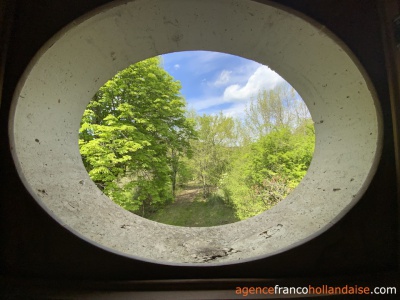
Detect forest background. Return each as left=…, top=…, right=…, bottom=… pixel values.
left=79, top=57, right=315, bottom=224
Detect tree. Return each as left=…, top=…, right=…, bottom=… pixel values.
left=189, top=112, right=237, bottom=197
left=245, top=124, right=314, bottom=186
left=221, top=122, right=315, bottom=219
left=219, top=82, right=314, bottom=220
left=244, top=82, right=310, bottom=139
left=79, top=57, right=195, bottom=215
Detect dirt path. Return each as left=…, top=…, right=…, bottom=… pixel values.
left=175, top=186, right=203, bottom=203
left=147, top=185, right=239, bottom=227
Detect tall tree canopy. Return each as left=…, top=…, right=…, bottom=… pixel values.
left=79, top=57, right=195, bottom=214
left=220, top=83, right=315, bottom=219
left=245, top=82, right=310, bottom=139
left=189, top=112, right=237, bottom=197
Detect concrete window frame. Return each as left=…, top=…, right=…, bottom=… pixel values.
left=9, top=0, right=382, bottom=265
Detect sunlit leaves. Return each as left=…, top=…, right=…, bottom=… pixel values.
left=79, top=57, right=195, bottom=215
left=220, top=120, right=315, bottom=219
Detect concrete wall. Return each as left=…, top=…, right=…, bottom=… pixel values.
left=1, top=0, right=399, bottom=297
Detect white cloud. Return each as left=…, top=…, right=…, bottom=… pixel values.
left=165, top=51, right=289, bottom=118
left=223, top=65, right=284, bottom=102
left=214, top=70, right=232, bottom=87
left=188, top=65, right=286, bottom=115
left=188, top=96, right=226, bottom=112
left=221, top=102, right=248, bottom=118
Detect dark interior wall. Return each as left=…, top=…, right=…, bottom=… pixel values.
left=0, top=0, right=398, bottom=285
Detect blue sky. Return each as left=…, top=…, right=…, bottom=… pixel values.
left=160, top=51, right=285, bottom=118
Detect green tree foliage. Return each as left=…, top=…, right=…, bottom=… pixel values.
left=220, top=121, right=315, bottom=219
left=189, top=112, right=237, bottom=197
left=245, top=124, right=314, bottom=185
left=79, top=56, right=314, bottom=224
left=212, top=83, right=315, bottom=220
left=79, top=57, right=195, bottom=215
left=245, top=82, right=310, bottom=139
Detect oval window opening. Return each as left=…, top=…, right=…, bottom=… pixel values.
left=79, top=51, right=315, bottom=226
left=10, top=0, right=381, bottom=264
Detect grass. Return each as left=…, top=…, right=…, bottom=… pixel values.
left=146, top=188, right=240, bottom=227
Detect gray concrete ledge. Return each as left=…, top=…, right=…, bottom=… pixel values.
left=9, top=0, right=382, bottom=265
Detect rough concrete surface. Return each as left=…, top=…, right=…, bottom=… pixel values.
left=9, top=0, right=382, bottom=265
